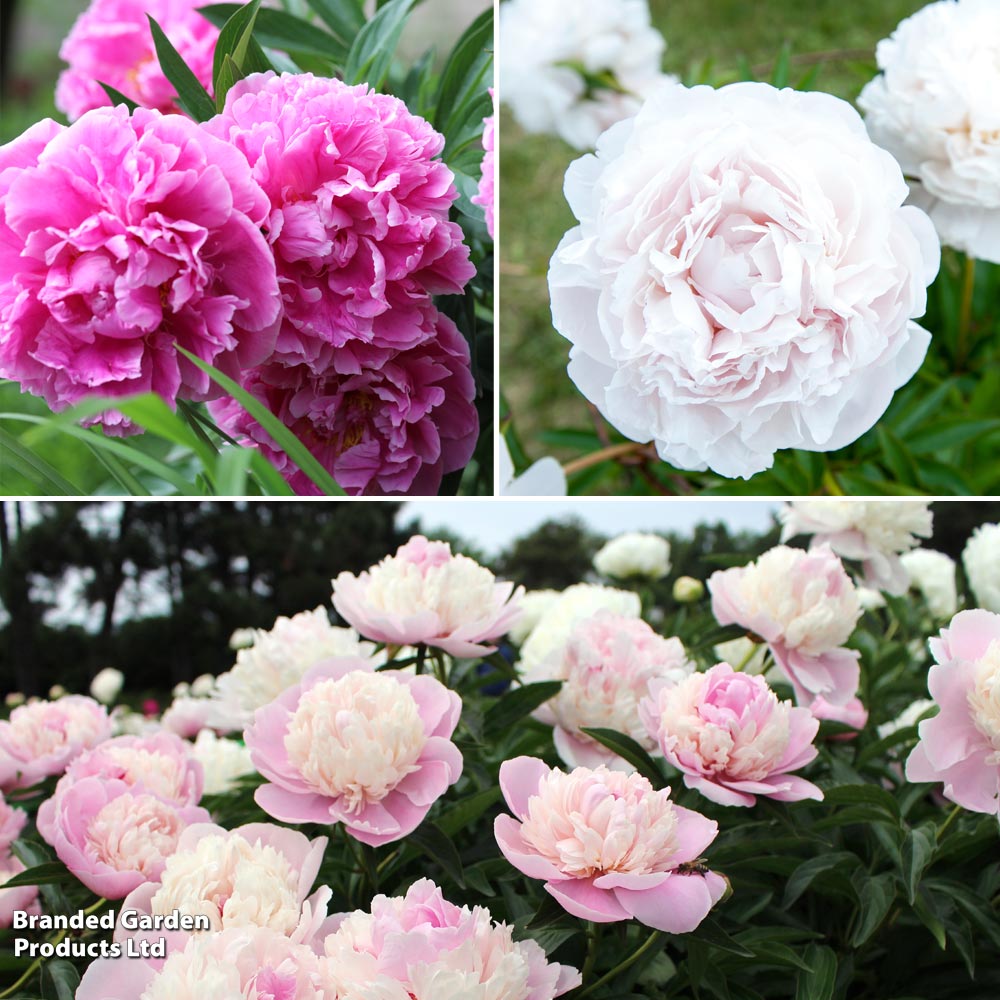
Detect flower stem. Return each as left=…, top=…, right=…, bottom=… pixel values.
left=415, top=643, right=427, bottom=675
left=580, top=923, right=601, bottom=983
left=562, top=442, right=652, bottom=477
left=0, top=929, right=67, bottom=998
left=575, top=930, right=663, bottom=998
left=822, top=467, right=844, bottom=496
left=936, top=803, right=962, bottom=842
left=956, top=255, right=976, bottom=367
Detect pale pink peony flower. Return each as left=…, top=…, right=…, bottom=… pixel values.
left=55, top=0, right=218, bottom=122
left=0, top=107, right=280, bottom=434
left=640, top=664, right=823, bottom=807
left=495, top=757, right=726, bottom=931
left=709, top=545, right=862, bottom=706
left=36, top=776, right=210, bottom=898
left=0, top=694, right=111, bottom=790
left=906, top=610, right=1000, bottom=815
left=209, top=307, right=478, bottom=497
left=471, top=89, right=495, bottom=238
left=246, top=658, right=463, bottom=846
left=0, top=792, right=27, bottom=852
left=0, top=852, right=41, bottom=929
left=532, top=612, right=694, bottom=770
left=204, top=72, right=474, bottom=372
left=323, top=878, right=580, bottom=998
left=779, top=500, right=933, bottom=595
left=115, top=822, right=331, bottom=962
left=333, top=536, right=523, bottom=657
left=78, top=926, right=335, bottom=1000
left=810, top=695, right=869, bottom=738
left=160, top=696, right=216, bottom=738
left=549, top=82, right=939, bottom=478
left=190, top=729, right=255, bottom=795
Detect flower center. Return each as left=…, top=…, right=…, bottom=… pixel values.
left=101, top=747, right=188, bottom=802
left=85, top=794, right=183, bottom=876
left=284, top=673, right=425, bottom=811
left=968, top=641, right=1000, bottom=764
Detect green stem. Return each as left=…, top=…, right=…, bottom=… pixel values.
left=956, top=255, right=976, bottom=367
left=822, top=467, right=844, bottom=496
left=415, top=643, right=428, bottom=675
left=575, top=930, right=663, bottom=998
left=0, top=929, right=67, bottom=998
left=936, top=803, right=962, bottom=842
left=580, top=923, right=601, bottom=983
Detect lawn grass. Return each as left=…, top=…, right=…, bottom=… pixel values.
left=499, top=0, right=930, bottom=471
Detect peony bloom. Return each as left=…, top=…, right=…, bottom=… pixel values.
left=471, top=89, right=495, bottom=238
left=78, top=926, right=334, bottom=1000
left=0, top=853, right=41, bottom=929
left=0, top=792, right=27, bottom=852
left=779, top=500, right=933, bottom=595
left=906, top=610, right=1000, bottom=814
left=900, top=548, right=958, bottom=619
left=549, top=82, right=940, bottom=479
left=508, top=590, right=562, bottom=647
left=160, top=696, right=215, bottom=739
left=0, top=695, right=111, bottom=790
left=333, top=536, right=522, bottom=658
left=640, top=664, right=823, bottom=807
left=499, top=0, right=671, bottom=150
left=878, top=698, right=936, bottom=740
left=963, top=523, right=1000, bottom=613
left=593, top=532, right=671, bottom=581
left=116, top=822, right=330, bottom=957
left=36, top=776, right=210, bottom=898
left=714, top=636, right=767, bottom=675
left=709, top=545, right=862, bottom=706
left=207, top=607, right=375, bottom=732
left=0, top=107, right=280, bottom=433
left=204, top=72, right=473, bottom=372
left=495, top=757, right=725, bottom=931
left=532, top=612, right=694, bottom=770
left=499, top=437, right=567, bottom=497
left=209, top=307, right=478, bottom=497
left=859, top=0, right=1000, bottom=263
left=190, top=729, right=256, bottom=795
left=810, top=696, right=869, bottom=737
left=246, top=659, right=462, bottom=846
left=322, top=878, right=580, bottom=998
left=90, top=667, right=125, bottom=704
left=55, top=0, right=218, bottom=122
left=518, top=583, right=641, bottom=681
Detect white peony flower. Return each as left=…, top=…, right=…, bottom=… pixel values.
left=714, top=637, right=768, bottom=675
left=856, top=587, right=887, bottom=612
left=549, top=81, right=940, bottom=479
left=499, top=437, right=566, bottom=496
left=499, top=0, right=672, bottom=150
left=89, top=667, right=124, bottom=705
left=191, top=730, right=256, bottom=795
left=593, top=532, right=671, bottom=580
left=207, top=608, right=374, bottom=732
left=963, top=523, right=1000, bottom=613
left=780, top=500, right=933, bottom=595
left=859, top=0, right=1000, bottom=263
left=877, top=698, right=936, bottom=740
left=900, top=548, right=957, bottom=619
left=508, top=589, right=561, bottom=646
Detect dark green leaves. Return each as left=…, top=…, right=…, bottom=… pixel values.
left=147, top=15, right=216, bottom=121
left=483, top=681, right=562, bottom=739
left=794, top=944, right=837, bottom=1000
left=0, top=861, right=70, bottom=889
left=343, top=0, right=416, bottom=89
left=580, top=727, right=664, bottom=787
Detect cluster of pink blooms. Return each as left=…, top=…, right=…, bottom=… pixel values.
left=0, top=791, right=37, bottom=926
left=471, top=89, right=496, bottom=238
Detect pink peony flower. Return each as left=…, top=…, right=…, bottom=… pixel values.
left=160, top=696, right=215, bottom=738
left=115, top=822, right=330, bottom=959
left=55, top=0, right=218, bottom=122
left=0, top=695, right=111, bottom=791
left=640, top=664, right=823, bottom=807
left=323, top=877, right=580, bottom=998
left=906, top=609, right=1000, bottom=815
left=709, top=545, right=862, bottom=706
left=531, top=611, right=694, bottom=770
left=246, top=658, right=463, bottom=847
left=0, top=792, right=27, bottom=852
left=0, top=852, right=41, bottom=929
left=78, top=926, right=334, bottom=1000
left=209, top=307, right=478, bottom=496
left=495, top=757, right=726, bottom=932
left=204, top=72, right=474, bottom=372
left=471, top=89, right=495, bottom=238
left=0, top=107, right=280, bottom=434
left=36, top=776, right=210, bottom=898
left=333, top=536, right=523, bottom=657
left=810, top=695, right=869, bottom=739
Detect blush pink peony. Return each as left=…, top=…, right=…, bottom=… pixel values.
left=322, top=877, right=581, bottom=998
left=495, top=757, right=726, bottom=932
left=640, top=663, right=823, bottom=807
left=333, top=536, right=523, bottom=657
left=55, top=0, right=218, bottom=121
left=209, top=307, right=478, bottom=496
left=709, top=545, right=862, bottom=706
left=906, top=610, right=1000, bottom=815
left=204, top=72, right=474, bottom=372
left=246, top=658, right=463, bottom=846
left=0, top=107, right=280, bottom=433
left=0, top=792, right=27, bottom=851
left=810, top=695, right=869, bottom=737
left=471, top=89, right=495, bottom=238
left=0, top=694, right=111, bottom=790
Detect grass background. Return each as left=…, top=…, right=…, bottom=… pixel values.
left=499, top=0, right=936, bottom=476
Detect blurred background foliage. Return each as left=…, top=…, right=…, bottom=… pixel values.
left=500, top=0, right=1000, bottom=495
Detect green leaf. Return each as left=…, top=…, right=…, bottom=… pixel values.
left=579, top=728, right=665, bottom=788
left=201, top=4, right=348, bottom=61
left=913, top=887, right=947, bottom=949
left=147, top=15, right=217, bottom=121
left=215, top=53, right=246, bottom=110
left=86, top=442, right=151, bottom=495
left=483, top=681, right=563, bottom=739
left=434, top=8, right=492, bottom=136
left=771, top=43, right=792, bottom=88
left=435, top=786, right=501, bottom=837
left=783, top=852, right=859, bottom=909
left=42, top=960, right=80, bottom=1000
left=303, top=0, right=365, bottom=41
left=343, top=0, right=416, bottom=89
left=407, top=821, right=464, bottom=888
left=214, top=445, right=255, bottom=494
left=176, top=348, right=346, bottom=495
left=906, top=418, right=1000, bottom=455
left=0, top=862, right=70, bottom=889
left=900, top=822, right=937, bottom=904
left=823, top=783, right=901, bottom=820
left=876, top=426, right=921, bottom=487
left=850, top=872, right=896, bottom=946
left=794, top=944, right=837, bottom=1000
left=689, top=918, right=755, bottom=958
left=212, top=0, right=261, bottom=105
left=0, top=427, right=80, bottom=495
left=97, top=83, right=139, bottom=112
